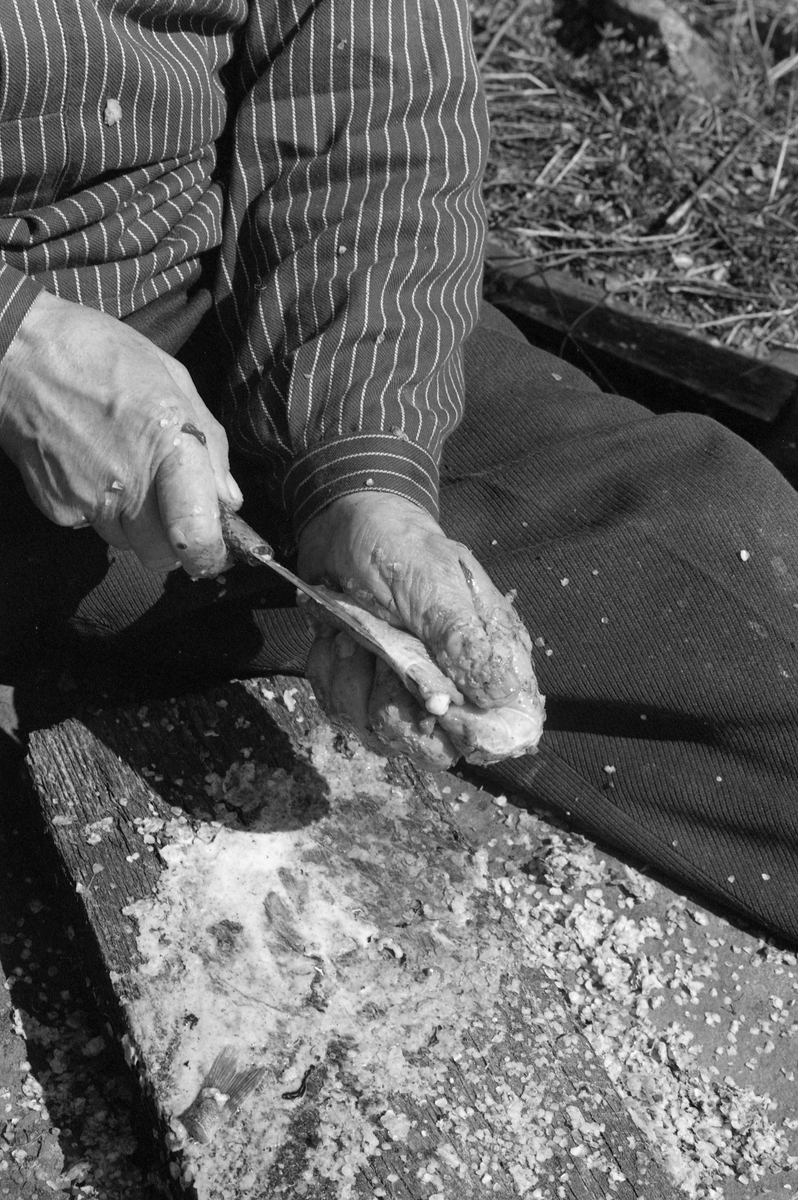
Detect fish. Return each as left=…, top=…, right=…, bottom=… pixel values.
left=438, top=688, right=545, bottom=765
left=220, top=503, right=463, bottom=716
left=221, top=504, right=545, bottom=761
left=176, top=1047, right=267, bottom=1145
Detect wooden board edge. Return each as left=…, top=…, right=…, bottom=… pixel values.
left=484, top=239, right=797, bottom=423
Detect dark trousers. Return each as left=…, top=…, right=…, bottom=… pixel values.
left=3, top=302, right=798, bottom=944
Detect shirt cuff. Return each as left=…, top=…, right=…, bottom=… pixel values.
left=0, top=264, right=42, bottom=362
left=283, top=433, right=441, bottom=536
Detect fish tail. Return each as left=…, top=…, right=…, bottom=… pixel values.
left=226, top=1063, right=268, bottom=1108
left=177, top=1048, right=267, bottom=1145
left=201, top=1046, right=267, bottom=1108
left=202, top=1045, right=241, bottom=1093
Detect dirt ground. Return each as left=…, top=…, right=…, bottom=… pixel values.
left=472, top=0, right=798, bottom=360
left=2, top=2, right=798, bottom=1198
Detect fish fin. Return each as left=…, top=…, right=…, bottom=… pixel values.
left=201, top=1046, right=241, bottom=1094
left=226, top=1064, right=268, bottom=1109
left=199, top=1049, right=266, bottom=1109
left=176, top=1054, right=267, bottom=1145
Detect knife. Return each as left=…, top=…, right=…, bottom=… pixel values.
left=219, top=504, right=462, bottom=716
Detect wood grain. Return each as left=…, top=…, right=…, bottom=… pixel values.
left=26, top=678, right=680, bottom=1199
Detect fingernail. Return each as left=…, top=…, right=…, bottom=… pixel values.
left=226, top=473, right=244, bottom=507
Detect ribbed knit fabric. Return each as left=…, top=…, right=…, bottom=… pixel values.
left=3, top=303, right=797, bottom=945
left=447, top=308, right=798, bottom=944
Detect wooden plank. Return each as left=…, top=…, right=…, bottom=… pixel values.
left=484, top=240, right=797, bottom=423
left=25, top=679, right=681, bottom=1200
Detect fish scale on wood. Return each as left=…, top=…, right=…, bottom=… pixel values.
left=26, top=677, right=680, bottom=1199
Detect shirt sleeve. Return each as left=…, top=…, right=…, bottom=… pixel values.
left=213, top=0, right=489, bottom=536
left=0, top=262, right=42, bottom=363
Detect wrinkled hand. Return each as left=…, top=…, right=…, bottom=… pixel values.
left=298, top=492, right=537, bottom=771
left=0, top=291, right=241, bottom=576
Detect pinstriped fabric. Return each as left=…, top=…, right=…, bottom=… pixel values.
left=217, top=0, right=489, bottom=529
left=0, top=1, right=489, bottom=532
left=0, top=0, right=237, bottom=348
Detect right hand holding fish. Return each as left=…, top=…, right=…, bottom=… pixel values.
left=297, top=493, right=544, bottom=771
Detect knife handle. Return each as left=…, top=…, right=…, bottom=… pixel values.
left=219, top=502, right=276, bottom=567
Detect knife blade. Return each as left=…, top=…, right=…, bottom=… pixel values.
left=218, top=504, right=462, bottom=715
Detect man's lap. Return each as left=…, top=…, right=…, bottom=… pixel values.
left=452, top=307, right=798, bottom=941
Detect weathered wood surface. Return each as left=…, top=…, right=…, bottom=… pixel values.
left=26, top=678, right=680, bottom=1200
left=484, top=240, right=797, bottom=423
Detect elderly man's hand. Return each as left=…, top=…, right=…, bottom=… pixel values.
left=0, top=291, right=241, bottom=577
left=297, top=492, right=537, bottom=771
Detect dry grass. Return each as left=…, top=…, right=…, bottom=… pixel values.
left=472, top=0, right=798, bottom=359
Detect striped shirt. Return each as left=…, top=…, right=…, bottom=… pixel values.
left=0, top=1, right=489, bottom=531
